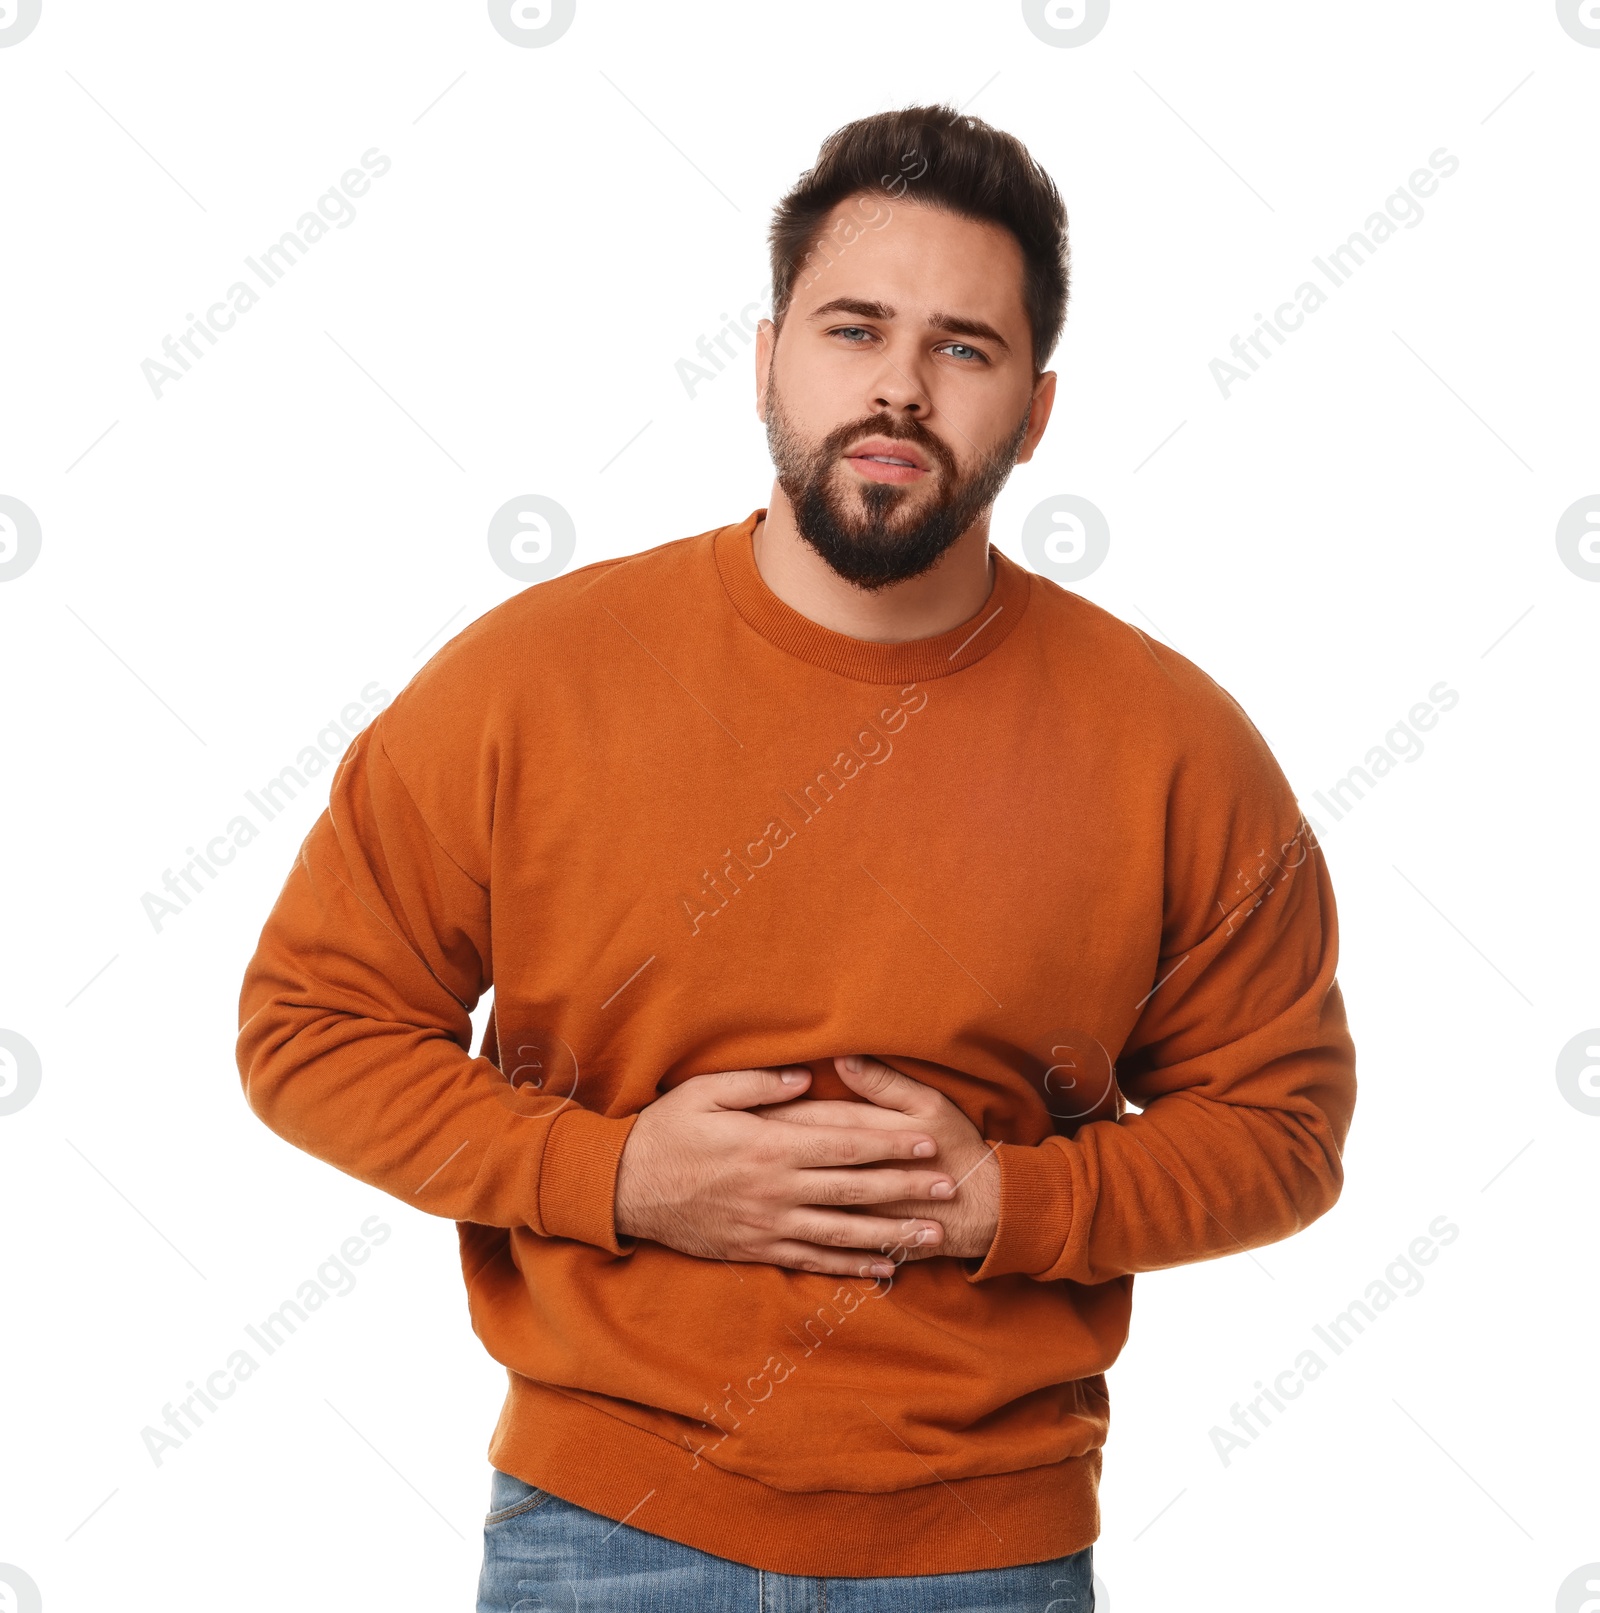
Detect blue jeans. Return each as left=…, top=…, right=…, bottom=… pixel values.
left=477, top=1468, right=1096, bottom=1612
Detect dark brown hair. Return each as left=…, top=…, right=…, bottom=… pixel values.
left=767, top=103, right=1070, bottom=377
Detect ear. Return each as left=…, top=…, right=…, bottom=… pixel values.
left=1015, top=370, right=1057, bottom=466
left=754, top=318, right=776, bottom=423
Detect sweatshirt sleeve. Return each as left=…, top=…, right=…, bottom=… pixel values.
left=235, top=714, right=638, bottom=1253
left=967, top=672, right=1357, bottom=1285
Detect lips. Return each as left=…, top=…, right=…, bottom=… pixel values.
left=845, top=436, right=930, bottom=473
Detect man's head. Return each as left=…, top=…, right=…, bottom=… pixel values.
left=756, top=104, right=1069, bottom=591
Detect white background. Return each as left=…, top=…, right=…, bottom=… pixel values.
left=1, top=2, right=1596, bottom=1609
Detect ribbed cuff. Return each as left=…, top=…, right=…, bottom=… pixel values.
left=537, top=1106, right=640, bottom=1256
left=964, top=1140, right=1073, bottom=1281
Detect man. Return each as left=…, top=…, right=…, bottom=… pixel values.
left=237, top=103, right=1356, bottom=1611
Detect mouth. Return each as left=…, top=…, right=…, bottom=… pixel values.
left=844, top=438, right=931, bottom=485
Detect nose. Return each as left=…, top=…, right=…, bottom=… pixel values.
left=867, top=350, right=930, bottom=421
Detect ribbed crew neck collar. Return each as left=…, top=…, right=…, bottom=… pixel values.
left=714, top=508, right=1031, bottom=684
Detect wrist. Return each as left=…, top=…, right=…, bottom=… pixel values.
left=541, top=1106, right=640, bottom=1255
left=962, top=1141, right=1002, bottom=1257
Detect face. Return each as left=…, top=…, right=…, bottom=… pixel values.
left=756, top=194, right=1055, bottom=591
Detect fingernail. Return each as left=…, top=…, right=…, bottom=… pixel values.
left=780, top=1070, right=807, bottom=1084
left=916, top=1226, right=939, bottom=1244
left=912, top=1140, right=935, bottom=1157
left=869, top=1263, right=896, bottom=1277
left=929, top=1180, right=954, bottom=1198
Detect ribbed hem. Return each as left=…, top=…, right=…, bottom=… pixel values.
left=965, top=1141, right=1074, bottom=1281
left=714, top=510, right=1031, bottom=683
left=538, top=1106, right=639, bottom=1255
left=487, top=1371, right=1101, bottom=1577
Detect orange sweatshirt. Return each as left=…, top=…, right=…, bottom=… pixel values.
left=236, top=507, right=1356, bottom=1577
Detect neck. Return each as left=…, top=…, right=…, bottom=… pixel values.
left=751, top=481, right=997, bottom=644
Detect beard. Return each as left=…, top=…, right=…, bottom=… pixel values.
left=763, top=370, right=1032, bottom=591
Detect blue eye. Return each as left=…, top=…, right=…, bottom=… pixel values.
left=827, top=328, right=988, bottom=363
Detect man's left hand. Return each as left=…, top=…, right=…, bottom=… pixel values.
left=750, top=1055, right=1001, bottom=1263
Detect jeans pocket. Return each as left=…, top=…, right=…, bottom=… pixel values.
left=484, top=1467, right=552, bottom=1527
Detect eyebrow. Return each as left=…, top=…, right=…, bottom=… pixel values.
left=805, top=296, right=1013, bottom=357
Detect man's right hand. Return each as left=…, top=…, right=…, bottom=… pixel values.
left=613, top=1064, right=957, bottom=1278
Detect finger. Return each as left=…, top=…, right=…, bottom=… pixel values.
left=762, top=1123, right=937, bottom=1167
left=695, top=1065, right=813, bottom=1110
left=779, top=1210, right=946, bottom=1254
left=764, top=1241, right=902, bottom=1280
left=833, top=1055, right=932, bottom=1117
left=793, top=1167, right=956, bottom=1207
left=751, top=1099, right=909, bottom=1129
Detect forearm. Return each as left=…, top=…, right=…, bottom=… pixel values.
left=235, top=722, right=636, bottom=1251
left=967, top=1084, right=1345, bottom=1284
left=971, top=826, right=1356, bottom=1285
left=238, top=996, right=635, bottom=1244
